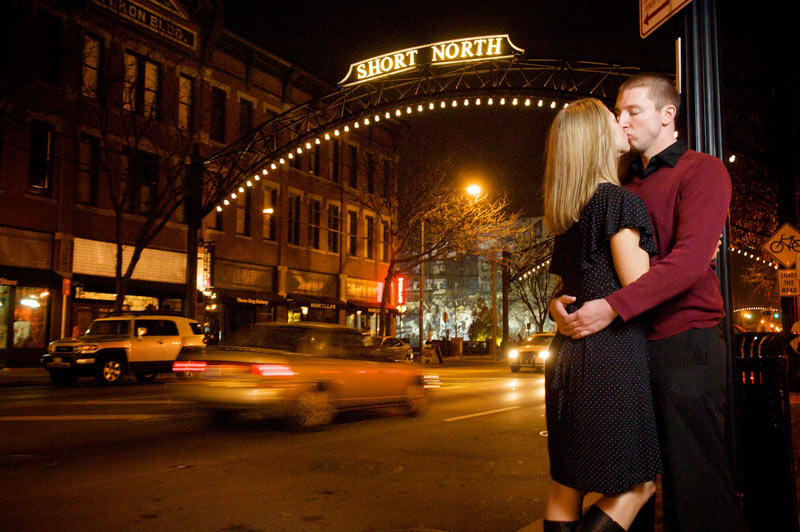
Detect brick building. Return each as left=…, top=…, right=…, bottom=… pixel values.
left=0, top=0, right=397, bottom=366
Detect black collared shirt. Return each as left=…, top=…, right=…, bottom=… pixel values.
left=628, top=141, right=688, bottom=180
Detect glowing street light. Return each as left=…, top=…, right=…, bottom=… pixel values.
left=466, top=184, right=482, bottom=198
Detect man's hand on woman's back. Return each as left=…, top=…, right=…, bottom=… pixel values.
left=549, top=295, right=619, bottom=339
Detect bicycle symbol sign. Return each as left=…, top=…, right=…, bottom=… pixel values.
left=763, top=222, right=800, bottom=268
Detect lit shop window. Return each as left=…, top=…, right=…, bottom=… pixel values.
left=0, top=285, right=10, bottom=348
left=13, top=287, right=49, bottom=349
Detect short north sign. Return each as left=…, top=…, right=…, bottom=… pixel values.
left=640, top=0, right=692, bottom=38
left=339, top=35, right=524, bottom=86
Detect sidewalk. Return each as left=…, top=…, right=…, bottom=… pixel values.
left=0, top=366, right=51, bottom=387
left=518, top=396, right=800, bottom=532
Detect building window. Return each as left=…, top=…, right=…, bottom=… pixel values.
left=81, top=34, right=102, bottom=98
left=308, top=145, right=320, bottom=175
left=178, top=74, right=194, bottom=130
left=210, top=86, right=226, bottom=143
left=123, top=52, right=160, bottom=119
left=263, top=186, right=277, bottom=241
left=348, top=210, right=358, bottom=257
left=290, top=151, right=301, bottom=170
left=77, top=134, right=100, bottom=205
left=367, top=153, right=375, bottom=194
left=327, top=204, right=340, bottom=253
left=239, top=98, right=253, bottom=138
left=365, top=215, right=375, bottom=260
left=383, top=159, right=392, bottom=197
left=209, top=209, right=223, bottom=231
left=382, top=219, right=390, bottom=262
left=347, top=144, right=358, bottom=188
left=236, top=188, right=251, bottom=236
left=125, top=149, right=159, bottom=214
left=308, top=198, right=321, bottom=250
left=29, top=120, right=55, bottom=195
left=288, top=193, right=301, bottom=245
left=329, top=139, right=340, bottom=182
left=32, top=15, right=61, bottom=85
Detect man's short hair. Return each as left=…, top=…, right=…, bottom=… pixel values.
left=619, top=72, right=680, bottom=114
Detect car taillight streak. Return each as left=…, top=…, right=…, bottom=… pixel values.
left=251, top=364, right=296, bottom=377
left=173, top=361, right=207, bottom=372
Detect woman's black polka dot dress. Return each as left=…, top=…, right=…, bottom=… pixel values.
left=546, top=182, right=662, bottom=494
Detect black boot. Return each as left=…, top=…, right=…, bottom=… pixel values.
left=576, top=505, right=625, bottom=532
left=543, top=520, right=579, bottom=532
left=627, top=495, right=655, bottom=532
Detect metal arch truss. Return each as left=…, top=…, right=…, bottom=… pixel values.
left=203, top=57, right=640, bottom=202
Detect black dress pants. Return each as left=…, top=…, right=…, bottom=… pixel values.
left=648, top=325, right=748, bottom=532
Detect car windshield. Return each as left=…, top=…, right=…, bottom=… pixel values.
left=86, top=320, right=130, bottom=336
left=526, top=335, right=553, bottom=346
left=226, top=326, right=310, bottom=351
left=226, top=325, right=374, bottom=357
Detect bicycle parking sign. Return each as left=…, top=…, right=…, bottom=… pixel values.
left=763, top=222, right=800, bottom=268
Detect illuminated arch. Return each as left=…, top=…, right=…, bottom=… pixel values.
left=203, top=39, right=642, bottom=212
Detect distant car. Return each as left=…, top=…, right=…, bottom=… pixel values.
left=171, top=322, right=434, bottom=429
left=507, top=332, right=555, bottom=372
left=41, top=313, right=205, bottom=385
left=369, top=336, right=414, bottom=361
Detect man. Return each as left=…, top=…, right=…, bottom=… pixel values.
left=550, top=73, right=748, bottom=532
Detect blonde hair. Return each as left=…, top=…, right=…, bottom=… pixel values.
left=543, top=98, right=620, bottom=235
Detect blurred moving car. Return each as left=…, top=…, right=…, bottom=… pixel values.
left=369, top=336, right=414, bottom=361
left=41, top=313, right=204, bottom=385
left=172, top=322, right=435, bottom=428
left=507, top=332, right=555, bottom=373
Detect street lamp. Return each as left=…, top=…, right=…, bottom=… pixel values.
left=467, top=183, right=482, bottom=199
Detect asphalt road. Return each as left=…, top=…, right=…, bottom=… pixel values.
left=0, top=363, right=552, bottom=532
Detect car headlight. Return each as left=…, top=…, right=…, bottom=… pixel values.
left=47, top=343, right=56, bottom=354
left=78, top=344, right=100, bottom=353
left=539, top=350, right=550, bottom=360
left=508, top=349, right=519, bottom=360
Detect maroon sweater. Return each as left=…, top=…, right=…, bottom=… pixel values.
left=605, top=142, right=731, bottom=340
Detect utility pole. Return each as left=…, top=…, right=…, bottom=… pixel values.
left=418, top=220, right=425, bottom=357
left=490, top=253, right=497, bottom=360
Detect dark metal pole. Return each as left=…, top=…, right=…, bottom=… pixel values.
left=683, top=0, right=740, bottom=492
left=501, top=250, right=510, bottom=352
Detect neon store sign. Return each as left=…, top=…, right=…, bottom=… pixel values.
left=339, top=35, right=524, bottom=86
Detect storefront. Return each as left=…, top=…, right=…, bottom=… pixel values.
left=0, top=268, right=61, bottom=367
left=207, top=291, right=281, bottom=344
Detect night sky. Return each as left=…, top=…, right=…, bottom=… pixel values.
left=220, top=1, right=778, bottom=216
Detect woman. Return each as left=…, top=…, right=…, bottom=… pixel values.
left=542, top=98, right=661, bottom=532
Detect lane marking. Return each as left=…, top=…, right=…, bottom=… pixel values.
left=62, top=400, right=191, bottom=405
left=444, top=405, right=521, bottom=422
left=0, top=414, right=172, bottom=421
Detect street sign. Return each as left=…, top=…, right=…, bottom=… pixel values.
left=640, top=0, right=693, bottom=38
left=778, top=269, right=799, bottom=297
left=763, top=222, right=800, bottom=268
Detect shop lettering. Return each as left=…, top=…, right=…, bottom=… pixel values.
left=92, top=0, right=196, bottom=49
left=236, top=298, right=269, bottom=305
left=0, top=278, right=19, bottom=286
left=341, top=35, right=523, bottom=86
left=310, top=303, right=336, bottom=309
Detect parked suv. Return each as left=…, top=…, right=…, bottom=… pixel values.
left=41, top=313, right=204, bottom=385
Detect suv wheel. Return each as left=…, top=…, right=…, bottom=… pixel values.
left=49, top=370, right=78, bottom=386
left=133, top=371, right=157, bottom=383
left=95, top=356, right=124, bottom=385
